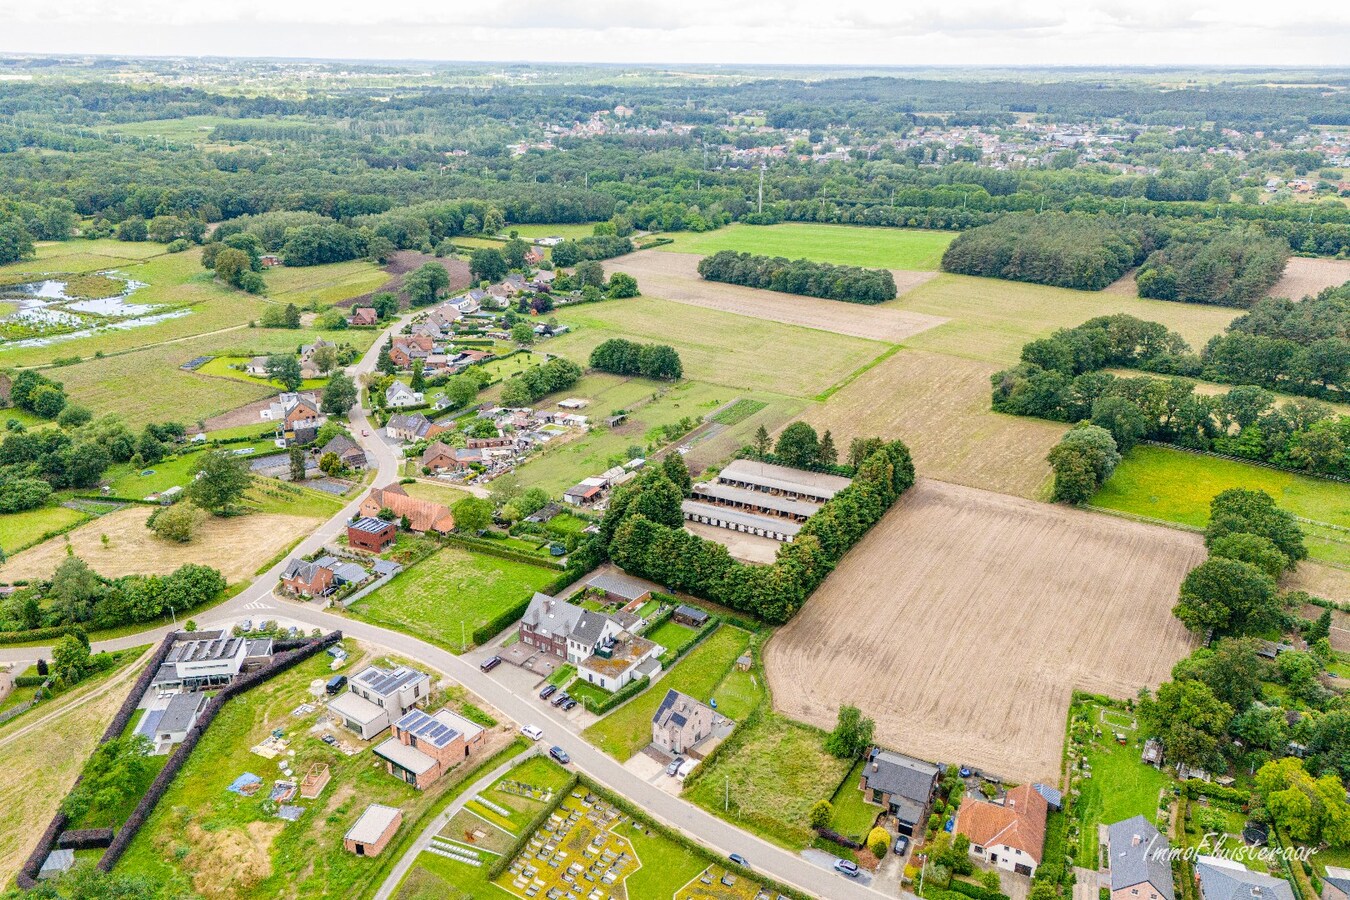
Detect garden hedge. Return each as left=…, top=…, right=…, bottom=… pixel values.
left=577, top=674, right=649, bottom=716
left=0, top=625, right=82, bottom=645
left=14, top=674, right=49, bottom=688
left=57, top=828, right=114, bottom=850
left=950, top=879, right=1012, bottom=900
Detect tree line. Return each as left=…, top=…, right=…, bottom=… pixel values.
left=993, top=313, right=1350, bottom=478
left=587, top=339, right=683, bottom=381
left=592, top=436, right=914, bottom=624
left=697, top=250, right=897, bottom=304
left=499, top=357, right=584, bottom=408
left=1135, top=228, right=1289, bottom=307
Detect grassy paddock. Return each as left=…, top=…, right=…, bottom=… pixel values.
left=656, top=223, right=956, bottom=271
left=0, top=505, right=90, bottom=554
left=347, top=545, right=560, bottom=653
left=1092, top=445, right=1350, bottom=566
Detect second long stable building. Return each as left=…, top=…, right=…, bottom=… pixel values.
left=681, top=458, right=852, bottom=543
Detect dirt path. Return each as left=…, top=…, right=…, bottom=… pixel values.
left=764, top=479, right=1204, bottom=783
left=0, top=645, right=151, bottom=751
left=609, top=250, right=948, bottom=342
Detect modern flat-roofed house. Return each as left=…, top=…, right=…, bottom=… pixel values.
left=375, top=708, right=486, bottom=789
left=348, top=516, right=397, bottom=552
left=153, top=634, right=251, bottom=691
left=577, top=633, right=662, bottom=692
left=652, top=689, right=717, bottom=755
left=1196, top=857, right=1295, bottom=900
left=858, top=748, right=940, bottom=837
left=345, top=804, right=402, bottom=857
left=1107, top=816, right=1175, bottom=900
left=956, top=783, right=1049, bottom=877
left=329, top=664, right=430, bottom=740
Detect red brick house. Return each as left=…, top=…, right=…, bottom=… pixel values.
left=344, top=804, right=401, bottom=857
left=347, top=516, right=397, bottom=552
left=281, top=559, right=335, bottom=597
left=348, top=307, right=378, bottom=327
left=374, top=708, right=486, bottom=790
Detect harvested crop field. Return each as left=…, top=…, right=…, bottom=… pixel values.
left=803, top=348, right=1067, bottom=498
left=1271, top=256, right=1350, bottom=300
left=0, top=507, right=322, bottom=583
left=765, top=479, right=1204, bottom=783
left=608, top=251, right=947, bottom=342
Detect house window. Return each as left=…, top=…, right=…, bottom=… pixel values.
left=1132, top=891, right=1139, bottom=895
left=974, top=846, right=985, bottom=854
left=871, top=789, right=884, bottom=804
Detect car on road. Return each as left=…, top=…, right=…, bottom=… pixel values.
left=665, top=757, right=684, bottom=777
left=834, top=859, right=860, bottom=878
left=361, top=429, right=370, bottom=436
left=480, top=655, right=502, bottom=673
left=728, top=853, right=751, bottom=869
left=539, top=685, right=557, bottom=700
left=521, top=725, right=543, bottom=741
left=549, top=746, right=570, bottom=764
left=551, top=692, right=570, bottom=707
left=893, top=835, right=909, bottom=855
left=562, top=698, right=578, bottom=711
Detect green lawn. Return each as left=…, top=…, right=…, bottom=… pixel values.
left=0, top=504, right=91, bottom=554
left=195, top=356, right=329, bottom=391
left=508, top=223, right=605, bottom=242
left=829, top=757, right=881, bottom=842
left=645, top=620, right=701, bottom=656
left=399, top=481, right=472, bottom=508
left=1070, top=703, right=1173, bottom=867
left=566, top=677, right=613, bottom=707
left=583, top=625, right=752, bottom=760
left=707, top=663, right=765, bottom=723
left=347, top=545, right=559, bottom=652
left=657, top=223, right=956, bottom=271
left=1092, top=445, right=1350, bottom=566
left=684, top=712, right=851, bottom=850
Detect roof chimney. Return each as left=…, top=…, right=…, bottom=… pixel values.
left=1131, top=834, right=1142, bottom=847
left=872, top=761, right=879, bottom=773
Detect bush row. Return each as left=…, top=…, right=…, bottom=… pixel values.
left=101, top=635, right=180, bottom=742
left=441, top=532, right=566, bottom=571
left=949, top=878, right=1012, bottom=900
left=577, top=674, right=650, bottom=715
left=56, top=828, right=114, bottom=850
left=13, top=674, right=48, bottom=687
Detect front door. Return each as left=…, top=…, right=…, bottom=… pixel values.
left=1016, top=864, right=1033, bottom=876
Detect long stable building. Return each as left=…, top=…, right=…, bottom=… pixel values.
left=682, top=458, right=850, bottom=544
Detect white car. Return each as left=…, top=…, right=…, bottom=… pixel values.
left=521, top=724, right=544, bottom=741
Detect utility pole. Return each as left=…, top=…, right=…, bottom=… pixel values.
left=757, top=163, right=766, bottom=214
left=461, top=620, right=466, bottom=650
left=725, top=776, right=729, bottom=812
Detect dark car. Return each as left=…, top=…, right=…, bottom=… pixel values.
left=539, top=684, right=557, bottom=700
left=562, top=698, right=578, bottom=711
left=325, top=675, right=347, bottom=695
left=551, top=692, right=570, bottom=707
left=834, top=859, right=860, bottom=878
left=728, top=853, right=751, bottom=869
left=549, top=745, right=570, bottom=764
left=321, top=734, right=337, bottom=746
left=480, top=655, right=503, bottom=673
left=893, top=835, right=909, bottom=856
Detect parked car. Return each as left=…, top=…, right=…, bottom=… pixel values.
left=238, top=619, right=253, bottom=633
left=321, top=734, right=337, bottom=746
left=562, top=698, right=578, bottom=711
left=833, top=859, right=860, bottom=878
left=549, top=746, right=570, bottom=764
left=728, top=853, right=751, bottom=869
left=665, top=758, right=684, bottom=777
left=539, top=685, right=557, bottom=700
left=521, top=725, right=543, bottom=741
left=325, top=675, right=347, bottom=695
left=551, top=692, right=569, bottom=707
left=480, top=655, right=502, bottom=673
left=893, top=835, right=909, bottom=856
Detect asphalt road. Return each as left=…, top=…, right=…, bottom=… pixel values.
left=0, top=309, right=895, bottom=900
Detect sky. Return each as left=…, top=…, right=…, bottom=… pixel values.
left=2, top=0, right=1350, bottom=67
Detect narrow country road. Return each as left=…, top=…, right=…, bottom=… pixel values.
left=0, top=307, right=894, bottom=900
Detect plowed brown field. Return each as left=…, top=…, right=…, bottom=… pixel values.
left=765, top=479, right=1204, bottom=782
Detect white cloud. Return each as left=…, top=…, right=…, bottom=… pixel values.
left=0, top=0, right=1347, bottom=65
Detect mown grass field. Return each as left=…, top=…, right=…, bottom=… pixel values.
left=1092, top=445, right=1350, bottom=567
left=195, top=356, right=329, bottom=392
left=347, top=546, right=560, bottom=652
left=548, top=296, right=889, bottom=399
left=684, top=712, right=851, bottom=850
left=1070, top=703, right=1172, bottom=866
left=829, top=757, right=882, bottom=842
left=583, top=625, right=752, bottom=760
left=507, top=223, right=604, bottom=241
left=897, top=273, right=1241, bottom=367
left=0, top=504, right=90, bottom=554
left=263, top=258, right=387, bottom=307
left=657, top=223, right=956, bottom=270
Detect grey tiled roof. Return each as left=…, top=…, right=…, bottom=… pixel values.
left=862, top=749, right=939, bottom=805
left=585, top=570, right=654, bottom=601
left=1196, top=860, right=1293, bottom=900
left=1108, top=816, right=1176, bottom=900
left=570, top=610, right=613, bottom=646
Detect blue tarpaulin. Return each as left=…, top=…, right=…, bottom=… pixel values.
left=227, top=773, right=262, bottom=795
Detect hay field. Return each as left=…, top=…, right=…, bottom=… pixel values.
left=548, top=296, right=889, bottom=398
left=803, top=348, right=1067, bottom=498
left=897, top=274, right=1241, bottom=365
left=765, top=479, right=1204, bottom=782
left=608, top=251, right=945, bottom=342
left=0, top=507, right=323, bottom=583
left=1271, top=256, right=1350, bottom=299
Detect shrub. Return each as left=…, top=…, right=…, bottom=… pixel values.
left=868, top=826, right=891, bottom=858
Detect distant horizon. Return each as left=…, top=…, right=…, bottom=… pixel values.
left=3, top=0, right=1349, bottom=69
